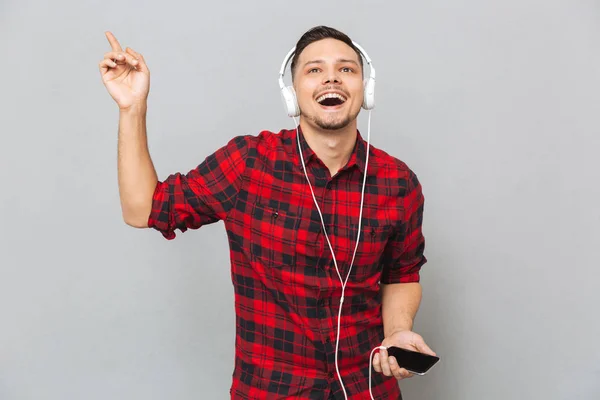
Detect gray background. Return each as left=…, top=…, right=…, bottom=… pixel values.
left=1, top=0, right=599, bottom=399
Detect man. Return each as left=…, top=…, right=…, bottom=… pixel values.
left=99, top=25, right=436, bottom=399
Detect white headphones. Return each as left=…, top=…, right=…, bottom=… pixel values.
left=278, top=41, right=376, bottom=117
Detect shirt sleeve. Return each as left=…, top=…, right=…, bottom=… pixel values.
left=380, top=169, right=427, bottom=284
left=147, top=135, right=252, bottom=240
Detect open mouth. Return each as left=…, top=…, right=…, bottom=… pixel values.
left=316, top=93, right=347, bottom=108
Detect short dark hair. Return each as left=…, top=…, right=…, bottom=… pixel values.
left=290, top=25, right=364, bottom=81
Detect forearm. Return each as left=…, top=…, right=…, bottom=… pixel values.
left=381, top=282, right=422, bottom=337
left=117, top=103, right=158, bottom=227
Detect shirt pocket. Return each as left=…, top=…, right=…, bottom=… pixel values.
left=348, top=224, right=392, bottom=282
left=249, top=202, right=299, bottom=268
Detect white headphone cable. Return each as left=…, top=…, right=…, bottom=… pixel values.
left=293, top=110, right=382, bottom=399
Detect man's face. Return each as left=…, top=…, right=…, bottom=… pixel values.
left=293, top=38, right=364, bottom=131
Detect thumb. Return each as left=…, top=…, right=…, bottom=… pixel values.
left=414, top=337, right=436, bottom=357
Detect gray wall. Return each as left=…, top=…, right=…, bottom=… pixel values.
left=1, top=0, right=599, bottom=399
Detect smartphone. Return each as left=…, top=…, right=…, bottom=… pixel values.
left=385, top=346, right=440, bottom=375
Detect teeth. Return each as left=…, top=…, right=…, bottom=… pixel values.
left=316, top=93, right=347, bottom=104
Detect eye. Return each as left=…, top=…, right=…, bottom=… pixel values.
left=308, top=68, right=320, bottom=73
left=341, top=67, right=354, bottom=73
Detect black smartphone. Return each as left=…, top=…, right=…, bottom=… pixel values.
left=385, top=346, right=440, bottom=375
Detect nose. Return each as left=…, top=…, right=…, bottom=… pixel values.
left=323, top=69, right=341, bottom=85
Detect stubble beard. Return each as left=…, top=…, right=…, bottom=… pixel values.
left=303, top=107, right=361, bottom=131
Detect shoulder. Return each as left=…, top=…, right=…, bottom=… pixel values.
left=227, top=129, right=290, bottom=151
left=368, top=144, right=422, bottom=191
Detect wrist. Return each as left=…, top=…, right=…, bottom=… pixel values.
left=120, top=101, right=147, bottom=116
left=384, top=317, right=413, bottom=337
left=386, top=328, right=411, bottom=337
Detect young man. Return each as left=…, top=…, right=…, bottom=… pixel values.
left=99, top=25, right=436, bottom=399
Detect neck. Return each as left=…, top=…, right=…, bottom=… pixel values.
left=298, top=118, right=357, bottom=176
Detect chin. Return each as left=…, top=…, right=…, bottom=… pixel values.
left=316, top=118, right=352, bottom=130
left=303, top=107, right=360, bottom=131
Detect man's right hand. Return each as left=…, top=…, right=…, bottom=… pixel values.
left=99, top=31, right=150, bottom=111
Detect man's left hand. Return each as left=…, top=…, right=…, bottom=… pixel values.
left=372, top=330, right=436, bottom=380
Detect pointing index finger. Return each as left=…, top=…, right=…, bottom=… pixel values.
left=105, top=31, right=123, bottom=52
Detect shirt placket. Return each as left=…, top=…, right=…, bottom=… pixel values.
left=313, top=172, right=344, bottom=385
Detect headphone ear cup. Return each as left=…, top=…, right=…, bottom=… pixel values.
left=362, top=77, right=376, bottom=110
left=281, top=86, right=300, bottom=117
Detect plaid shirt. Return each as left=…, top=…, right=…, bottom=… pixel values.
left=148, top=127, right=427, bottom=399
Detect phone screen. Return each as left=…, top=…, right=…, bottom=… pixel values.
left=385, top=346, right=440, bottom=374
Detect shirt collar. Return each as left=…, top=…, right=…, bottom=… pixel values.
left=290, top=125, right=371, bottom=176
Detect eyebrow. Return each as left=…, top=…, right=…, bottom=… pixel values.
left=303, top=58, right=360, bottom=68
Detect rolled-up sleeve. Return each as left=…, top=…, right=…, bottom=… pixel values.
left=380, top=169, right=427, bottom=284
left=148, top=135, right=252, bottom=240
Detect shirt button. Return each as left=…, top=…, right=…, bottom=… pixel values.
left=327, top=372, right=335, bottom=380
left=325, top=337, right=331, bottom=344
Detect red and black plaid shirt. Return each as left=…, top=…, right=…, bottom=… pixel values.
left=148, top=127, right=427, bottom=399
